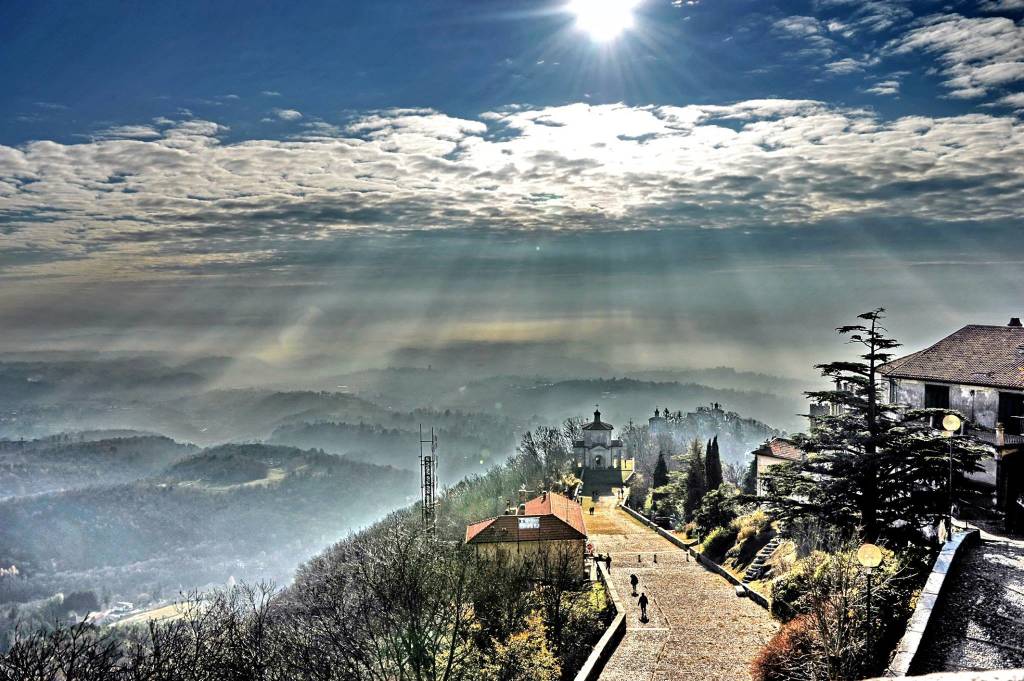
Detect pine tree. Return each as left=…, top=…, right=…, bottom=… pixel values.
left=705, top=435, right=724, bottom=491
left=682, top=439, right=707, bottom=521
left=766, top=309, right=988, bottom=542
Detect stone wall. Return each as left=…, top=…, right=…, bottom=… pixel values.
left=891, top=378, right=1001, bottom=429
left=572, top=561, right=626, bottom=681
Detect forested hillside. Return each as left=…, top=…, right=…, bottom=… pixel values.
left=0, top=435, right=198, bottom=499
left=0, top=444, right=416, bottom=647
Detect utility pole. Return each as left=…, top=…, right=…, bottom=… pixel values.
left=419, top=425, right=438, bottom=535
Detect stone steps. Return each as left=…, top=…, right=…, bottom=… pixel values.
left=742, top=536, right=782, bottom=583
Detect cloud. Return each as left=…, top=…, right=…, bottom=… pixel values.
left=824, top=56, right=879, bottom=74
left=2, top=103, right=1024, bottom=276
left=814, top=0, right=913, bottom=34
left=979, top=0, right=1024, bottom=11
left=773, top=16, right=837, bottom=58
left=990, top=92, right=1024, bottom=109
left=91, top=124, right=163, bottom=140
left=273, top=108, right=303, bottom=121
left=889, top=14, right=1024, bottom=98
left=261, top=90, right=282, bottom=97
left=865, top=79, right=901, bottom=96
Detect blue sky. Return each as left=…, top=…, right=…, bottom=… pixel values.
left=2, top=0, right=1023, bottom=376
left=4, top=0, right=1022, bottom=142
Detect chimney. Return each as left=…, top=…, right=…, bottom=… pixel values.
left=1009, top=317, right=1022, bottom=327
left=517, top=503, right=526, bottom=515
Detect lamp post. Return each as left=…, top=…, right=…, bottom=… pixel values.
left=857, top=543, right=883, bottom=655
left=941, top=414, right=962, bottom=540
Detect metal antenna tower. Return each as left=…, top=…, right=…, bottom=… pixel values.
left=419, top=425, right=438, bottom=535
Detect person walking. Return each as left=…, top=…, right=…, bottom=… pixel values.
left=638, top=592, right=649, bottom=621
left=605, top=554, right=612, bottom=572
left=629, top=573, right=639, bottom=596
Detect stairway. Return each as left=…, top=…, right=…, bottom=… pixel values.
left=742, top=536, right=782, bottom=583
left=580, top=467, right=632, bottom=497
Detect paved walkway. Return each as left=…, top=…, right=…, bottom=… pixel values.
left=914, top=533, right=1024, bottom=674
left=583, top=491, right=777, bottom=681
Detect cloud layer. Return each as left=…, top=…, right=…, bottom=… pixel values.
left=2, top=100, right=1023, bottom=276
left=891, top=13, right=1024, bottom=98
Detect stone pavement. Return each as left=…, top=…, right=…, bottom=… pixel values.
left=583, top=492, right=777, bottom=681
left=913, top=534, right=1024, bottom=674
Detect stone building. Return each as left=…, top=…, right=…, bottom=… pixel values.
left=752, top=437, right=804, bottom=497
left=880, top=319, right=1024, bottom=529
left=464, top=491, right=587, bottom=575
left=574, top=408, right=625, bottom=469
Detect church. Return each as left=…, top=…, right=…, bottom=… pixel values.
left=574, top=407, right=626, bottom=469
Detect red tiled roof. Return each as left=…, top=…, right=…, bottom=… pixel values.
left=879, top=324, right=1024, bottom=391
left=465, top=492, right=587, bottom=544
left=754, top=437, right=803, bottom=462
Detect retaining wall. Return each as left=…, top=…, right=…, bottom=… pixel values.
left=884, top=529, right=981, bottom=677
left=572, top=561, right=626, bottom=681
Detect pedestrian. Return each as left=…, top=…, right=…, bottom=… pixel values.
left=589, top=505, right=595, bottom=516
left=605, top=554, right=612, bottom=572
left=629, top=573, right=639, bottom=596
left=638, top=592, right=649, bottom=621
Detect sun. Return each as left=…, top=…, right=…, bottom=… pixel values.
left=568, top=0, right=642, bottom=42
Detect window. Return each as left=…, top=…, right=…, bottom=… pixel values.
left=999, top=392, right=1024, bottom=436
left=889, top=379, right=898, bottom=404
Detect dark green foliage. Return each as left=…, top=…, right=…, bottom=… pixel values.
left=741, top=457, right=757, bottom=495
left=682, top=439, right=707, bottom=521
left=700, top=526, right=739, bottom=562
left=692, top=485, right=739, bottom=536
left=650, top=452, right=670, bottom=511
left=705, top=436, right=723, bottom=491
left=764, top=309, right=988, bottom=543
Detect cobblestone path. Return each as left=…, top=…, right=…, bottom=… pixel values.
left=582, top=492, right=777, bottom=681
left=914, top=535, right=1024, bottom=673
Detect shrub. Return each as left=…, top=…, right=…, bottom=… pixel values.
left=481, top=614, right=561, bottom=681
left=733, top=510, right=771, bottom=542
left=751, top=615, right=818, bottom=681
left=700, top=526, right=738, bottom=562
left=692, top=485, right=739, bottom=536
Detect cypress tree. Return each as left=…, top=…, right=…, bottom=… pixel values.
left=705, top=435, right=724, bottom=491
left=683, top=439, right=707, bottom=520
left=651, top=451, right=670, bottom=508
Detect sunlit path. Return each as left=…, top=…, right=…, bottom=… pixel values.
left=583, top=492, right=777, bottom=681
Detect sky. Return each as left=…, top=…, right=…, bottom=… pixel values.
left=2, top=0, right=1024, bottom=378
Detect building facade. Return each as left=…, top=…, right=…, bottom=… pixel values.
left=574, top=408, right=625, bottom=469
left=879, top=319, right=1024, bottom=530
left=464, top=491, right=587, bottom=575
left=753, top=437, right=804, bottom=497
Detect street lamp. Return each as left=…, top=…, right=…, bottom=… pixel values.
left=857, top=543, right=883, bottom=654
left=941, top=414, right=962, bottom=540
